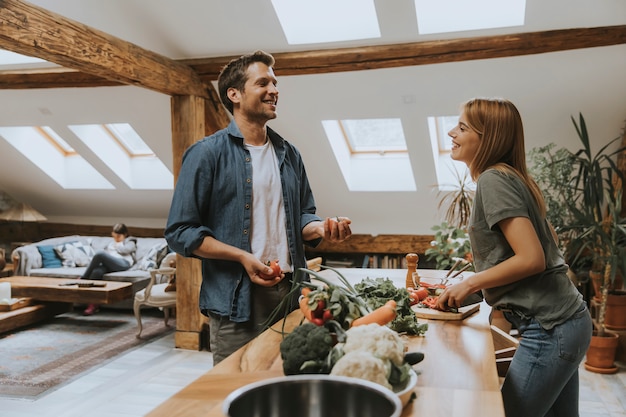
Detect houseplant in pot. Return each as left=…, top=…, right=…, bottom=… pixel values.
left=560, top=114, right=626, bottom=373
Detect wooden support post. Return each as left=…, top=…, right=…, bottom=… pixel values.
left=170, top=95, right=229, bottom=350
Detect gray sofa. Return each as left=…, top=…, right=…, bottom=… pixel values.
left=11, top=235, right=170, bottom=307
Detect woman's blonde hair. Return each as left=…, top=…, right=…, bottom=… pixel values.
left=463, top=97, right=546, bottom=217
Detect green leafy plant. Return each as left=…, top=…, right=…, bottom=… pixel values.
left=424, top=221, right=473, bottom=271
left=562, top=114, right=626, bottom=336
left=527, top=142, right=576, bottom=240
left=529, top=113, right=626, bottom=338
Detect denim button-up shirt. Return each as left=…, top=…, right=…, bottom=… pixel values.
left=165, top=120, right=322, bottom=322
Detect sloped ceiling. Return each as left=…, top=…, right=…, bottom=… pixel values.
left=0, top=0, right=625, bottom=235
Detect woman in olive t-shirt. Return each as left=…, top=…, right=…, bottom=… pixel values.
left=437, top=98, right=592, bottom=417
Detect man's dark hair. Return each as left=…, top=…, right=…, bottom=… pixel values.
left=218, top=50, right=275, bottom=114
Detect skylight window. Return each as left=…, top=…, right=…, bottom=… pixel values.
left=69, top=123, right=173, bottom=190
left=322, top=118, right=416, bottom=192
left=342, top=119, right=407, bottom=154
left=270, top=0, right=380, bottom=45
left=40, top=126, right=76, bottom=155
left=105, top=123, right=153, bottom=156
left=0, top=126, right=114, bottom=189
left=414, top=0, right=526, bottom=34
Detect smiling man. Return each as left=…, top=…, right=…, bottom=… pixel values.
left=165, top=50, right=352, bottom=364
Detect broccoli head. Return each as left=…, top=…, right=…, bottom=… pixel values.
left=280, top=323, right=335, bottom=375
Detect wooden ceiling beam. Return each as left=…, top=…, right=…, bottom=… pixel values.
left=186, top=25, right=626, bottom=80
left=0, top=22, right=624, bottom=90
left=0, top=0, right=210, bottom=98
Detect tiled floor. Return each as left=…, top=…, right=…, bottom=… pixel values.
left=0, top=331, right=624, bottom=417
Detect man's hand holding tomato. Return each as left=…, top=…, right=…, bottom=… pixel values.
left=302, top=216, right=352, bottom=245
left=259, top=259, right=281, bottom=279
left=239, top=253, right=284, bottom=287
left=324, top=216, right=352, bottom=242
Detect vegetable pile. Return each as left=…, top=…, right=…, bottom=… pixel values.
left=298, top=267, right=428, bottom=336
left=355, top=277, right=428, bottom=334
left=279, top=321, right=423, bottom=393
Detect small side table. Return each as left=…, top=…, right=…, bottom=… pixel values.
left=0, top=263, right=13, bottom=278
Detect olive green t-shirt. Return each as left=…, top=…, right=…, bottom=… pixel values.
left=470, top=169, right=582, bottom=330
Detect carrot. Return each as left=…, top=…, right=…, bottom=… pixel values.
left=352, top=300, right=397, bottom=327
left=299, top=287, right=314, bottom=322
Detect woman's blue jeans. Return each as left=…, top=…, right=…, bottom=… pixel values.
left=501, top=302, right=592, bottom=417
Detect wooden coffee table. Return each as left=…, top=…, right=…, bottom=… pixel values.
left=0, top=276, right=133, bottom=333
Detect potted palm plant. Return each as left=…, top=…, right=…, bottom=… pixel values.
left=529, top=113, right=626, bottom=372
left=558, top=114, right=626, bottom=373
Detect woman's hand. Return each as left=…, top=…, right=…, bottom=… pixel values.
left=436, top=280, right=474, bottom=310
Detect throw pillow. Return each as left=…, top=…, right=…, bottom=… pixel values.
left=54, top=241, right=96, bottom=267
left=37, top=245, right=63, bottom=268
left=134, top=242, right=169, bottom=271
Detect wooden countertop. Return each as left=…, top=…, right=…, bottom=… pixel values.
left=146, top=268, right=505, bottom=417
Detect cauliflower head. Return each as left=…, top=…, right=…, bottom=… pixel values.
left=343, top=323, right=405, bottom=366
left=330, top=350, right=392, bottom=390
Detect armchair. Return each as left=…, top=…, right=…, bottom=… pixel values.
left=134, top=267, right=176, bottom=337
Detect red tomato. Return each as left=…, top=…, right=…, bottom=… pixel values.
left=312, top=300, right=326, bottom=318
left=408, top=291, right=420, bottom=305
left=414, top=287, right=429, bottom=301
left=260, top=259, right=281, bottom=279
left=322, top=310, right=333, bottom=322
left=422, top=296, right=440, bottom=309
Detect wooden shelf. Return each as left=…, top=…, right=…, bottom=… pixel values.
left=305, top=233, right=435, bottom=269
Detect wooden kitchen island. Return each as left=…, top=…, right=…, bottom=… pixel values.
left=146, top=268, right=505, bottom=417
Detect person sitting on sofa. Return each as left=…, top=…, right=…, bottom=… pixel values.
left=81, top=223, right=137, bottom=315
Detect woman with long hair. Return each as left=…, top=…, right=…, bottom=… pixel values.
left=437, top=98, right=592, bottom=416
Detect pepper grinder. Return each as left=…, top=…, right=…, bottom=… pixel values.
left=405, top=253, right=418, bottom=289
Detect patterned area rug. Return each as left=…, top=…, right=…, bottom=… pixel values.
left=0, top=308, right=174, bottom=399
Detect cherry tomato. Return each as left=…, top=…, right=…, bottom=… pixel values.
left=414, top=287, right=429, bottom=301
left=322, top=309, right=333, bottom=322
left=312, top=300, right=326, bottom=318
left=311, top=317, right=325, bottom=326
left=259, top=259, right=281, bottom=279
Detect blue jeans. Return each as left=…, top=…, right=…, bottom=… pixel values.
left=81, top=251, right=131, bottom=280
left=501, top=302, right=592, bottom=417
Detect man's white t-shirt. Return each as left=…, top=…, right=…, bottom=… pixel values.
left=245, top=140, right=292, bottom=272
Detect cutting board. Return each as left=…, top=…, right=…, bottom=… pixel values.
left=412, top=302, right=480, bottom=320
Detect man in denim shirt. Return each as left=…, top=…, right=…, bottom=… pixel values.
left=165, top=51, right=352, bottom=364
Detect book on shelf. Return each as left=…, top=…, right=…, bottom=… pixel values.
left=324, top=259, right=355, bottom=268
left=364, top=254, right=409, bottom=269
